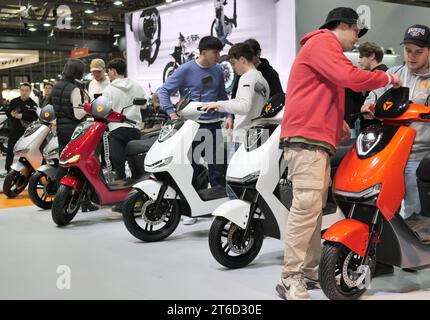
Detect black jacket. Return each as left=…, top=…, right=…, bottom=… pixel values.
left=6, top=97, right=38, bottom=133
left=231, top=58, right=284, bottom=99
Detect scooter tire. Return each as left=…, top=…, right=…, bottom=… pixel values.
left=209, top=216, right=264, bottom=269
left=122, top=189, right=181, bottom=242
left=320, top=242, right=374, bottom=300
left=162, top=61, right=177, bottom=83
left=51, top=185, right=80, bottom=227
left=28, top=171, right=56, bottom=210
left=3, top=169, right=28, bottom=198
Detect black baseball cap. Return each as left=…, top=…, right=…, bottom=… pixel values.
left=320, top=7, right=368, bottom=38
left=401, top=24, right=430, bottom=47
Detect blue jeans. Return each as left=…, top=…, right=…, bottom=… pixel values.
left=191, top=122, right=226, bottom=188
left=400, top=160, right=421, bottom=219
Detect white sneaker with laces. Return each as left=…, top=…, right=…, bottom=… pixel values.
left=276, top=274, right=310, bottom=300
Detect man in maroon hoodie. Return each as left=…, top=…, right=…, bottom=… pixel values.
left=276, top=7, right=401, bottom=300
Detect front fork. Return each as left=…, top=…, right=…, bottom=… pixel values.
left=361, top=209, right=381, bottom=271
left=241, top=192, right=261, bottom=243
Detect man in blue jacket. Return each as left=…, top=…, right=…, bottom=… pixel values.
left=157, top=36, right=231, bottom=225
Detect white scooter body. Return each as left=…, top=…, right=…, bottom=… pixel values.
left=37, top=133, right=59, bottom=180
left=11, top=122, right=51, bottom=175
left=133, top=101, right=229, bottom=217
left=212, top=111, right=343, bottom=240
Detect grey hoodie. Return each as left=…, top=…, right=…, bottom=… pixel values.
left=365, top=64, right=430, bottom=161
left=102, top=78, right=144, bottom=132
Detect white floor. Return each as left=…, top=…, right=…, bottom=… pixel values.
left=1, top=206, right=430, bottom=300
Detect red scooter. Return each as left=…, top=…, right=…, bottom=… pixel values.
left=51, top=96, right=152, bottom=226
left=320, top=87, right=430, bottom=300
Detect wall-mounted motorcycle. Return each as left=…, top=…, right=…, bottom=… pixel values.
left=162, top=33, right=200, bottom=83
left=129, top=8, right=162, bottom=66
left=210, top=0, right=238, bottom=94
left=0, top=105, right=9, bottom=156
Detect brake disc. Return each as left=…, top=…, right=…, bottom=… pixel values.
left=141, top=199, right=167, bottom=226
left=342, top=251, right=371, bottom=289
left=227, top=224, right=254, bottom=255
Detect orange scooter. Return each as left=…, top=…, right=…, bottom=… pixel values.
left=320, top=87, right=430, bottom=300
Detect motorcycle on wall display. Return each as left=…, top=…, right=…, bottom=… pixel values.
left=211, top=0, right=237, bottom=94
left=0, top=105, right=9, bottom=156
left=162, top=33, right=200, bottom=83
left=129, top=7, right=161, bottom=66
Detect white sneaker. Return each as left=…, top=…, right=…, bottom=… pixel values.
left=183, top=217, right=198, bottom=225
left=276, top=274, right=310, bottom=300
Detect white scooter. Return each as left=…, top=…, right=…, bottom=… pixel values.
left=3, top=105, right=57, bottom=198
left=28, top=112, right=59, bottom=209
left=122, top=92, right=229, bottom=242
left=208, top=93, right=347, bottom=269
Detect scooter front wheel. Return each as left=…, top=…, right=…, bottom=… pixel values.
left=208, top=216, right=264, bottom=269
left=320, top=242, right=375, bottom=300
left=3, top=169, right=29, bottom=198
left=122, top=189, right=180, bottom=242
left=51, top=185, right=81, bottom=226
left=28, top=171, right=57, bottom=209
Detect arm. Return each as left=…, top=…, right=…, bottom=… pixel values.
left=217, top=66, right=233, bottom=118
left=268, top=69, right=284, bottom=96
left=308, top=36, right=391, bottom=92
left=157, top=65, right=187, bottom=116
left=71, top=88, right=86, bottom=120
left=216, top=76, right=254, bottom=115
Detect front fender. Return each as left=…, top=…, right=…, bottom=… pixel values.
left=212, top=199, right=251, bottom=230
left=323, top=219, right=370, bottom=257
left=60, top=175, right=84, bottom=193
left=37, top=164, right=58, bottom=180
left=11, top=162, right=30, bottom=177
left=133, top=179, right=178, bottom=200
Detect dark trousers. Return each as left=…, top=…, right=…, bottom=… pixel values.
left=5, top=131, right=24, bottom=172
left=109, top=127, right=141, bottom=180
left=191, top=122, right=226, bottom=188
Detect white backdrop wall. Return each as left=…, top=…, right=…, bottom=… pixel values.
left=126, top=0, right=296, bottom=95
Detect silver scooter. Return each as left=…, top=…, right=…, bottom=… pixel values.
left=2, top=105, right=56, bottom=198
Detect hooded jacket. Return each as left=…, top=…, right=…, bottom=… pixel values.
left=280, top=30, right=393, bottom=149
left=102, top=78, right=143, bottom=132
left=364, top=64, right=430, bottom=160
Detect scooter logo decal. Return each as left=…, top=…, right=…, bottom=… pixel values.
left=383, top=101, right=393, bottom=111
left=97, top=105, right=103, bottom=113
left=265, top=104, right=272, bottom=113
left=44, top=112, right=50, bottom=118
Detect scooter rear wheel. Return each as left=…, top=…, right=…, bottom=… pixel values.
left=28, top=171, right=56, bottom=209
left=122, top=189, right=180, bottom=242
left=3, top=169, right=29, bottom=198
left=209, top=216, right=264, bottom=269
left=51, top=185, right=81, bottom=226
left=320, top=242, right=375, bottom=300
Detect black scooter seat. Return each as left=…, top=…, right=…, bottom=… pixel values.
left=197, top=187, right=227, bottom=201
left=126, top=139, right=154, bottom=156
left=108, top=179, right=137, bottom=190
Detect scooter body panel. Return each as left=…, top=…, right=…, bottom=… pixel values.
left=13, top=123, right=50, bottom=171
left=144, top=118, right=229, bottom=217
left=37, top=164, right=58, bottom=180
left=133, top=179, right=178, bottom=200
left=11, top=161, right=30, bottom=176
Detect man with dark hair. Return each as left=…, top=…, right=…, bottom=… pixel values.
left=358, top=42, right=385, bottom=71
left=157, top=35, right=230, bottom=225
left=103, top=58, right=143, bottom=181
left=41, top=82, right=54, bottom=108
left=5, top=82, right=38, bottom=172
left=231, top=38, right=283, bottom=99
left=277, top=7, right=400, bottom=300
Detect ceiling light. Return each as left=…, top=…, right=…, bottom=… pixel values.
left=43, top=23, right=51, bottom=27
left=113, top=1, right=123, bottom=6
left=65, top=17, right=73, bottom=21
left=85, top=9, right=95, bottom=14
left=114, top=33, right=120, bottom=38
left=166, top=0, right=173, bottom=2
left=92, top=21, right=99, bottom=25
left=28, top=27, right=37, bottom=32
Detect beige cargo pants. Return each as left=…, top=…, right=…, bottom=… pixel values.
left=281, top=147, right=331, bottom=280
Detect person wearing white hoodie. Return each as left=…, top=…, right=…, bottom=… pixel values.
left=102, top=58, right=143, bottom=180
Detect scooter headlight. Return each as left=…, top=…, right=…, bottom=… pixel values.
left=43, top=148, right=59, bottom=160
left=335, top=184, right=382, bottom=199
left=23, top=122, right=42, bottom=137
left=357, top=125, right=383, bottom=157
left=14, top=148, right=30, bottom=157
left=227, top=171, right=260, bottom=184
left=145, top=156, right=173, bottom=169
left=158, top=120, right=183, bottom=142
left=59, top=154, right=80, bottom=166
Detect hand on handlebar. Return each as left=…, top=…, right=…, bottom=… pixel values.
left=199, top=102, right=218, bottom=113
left=361, top=103, right=375, bottom=119
left=389, top=73, right=402, bottom=88
left=169, top=112, right=179, bottom=120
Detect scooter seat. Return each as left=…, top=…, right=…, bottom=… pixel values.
left=126, top=136, right=157, bottom=156
left=197, top=187, right=227, bottom=201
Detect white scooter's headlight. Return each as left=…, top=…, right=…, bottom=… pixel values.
left=227, top=171, right=260, bottom=184
left=158, top=120, right=183, bottom=142
left=357, top=125, right=383, bottom=157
